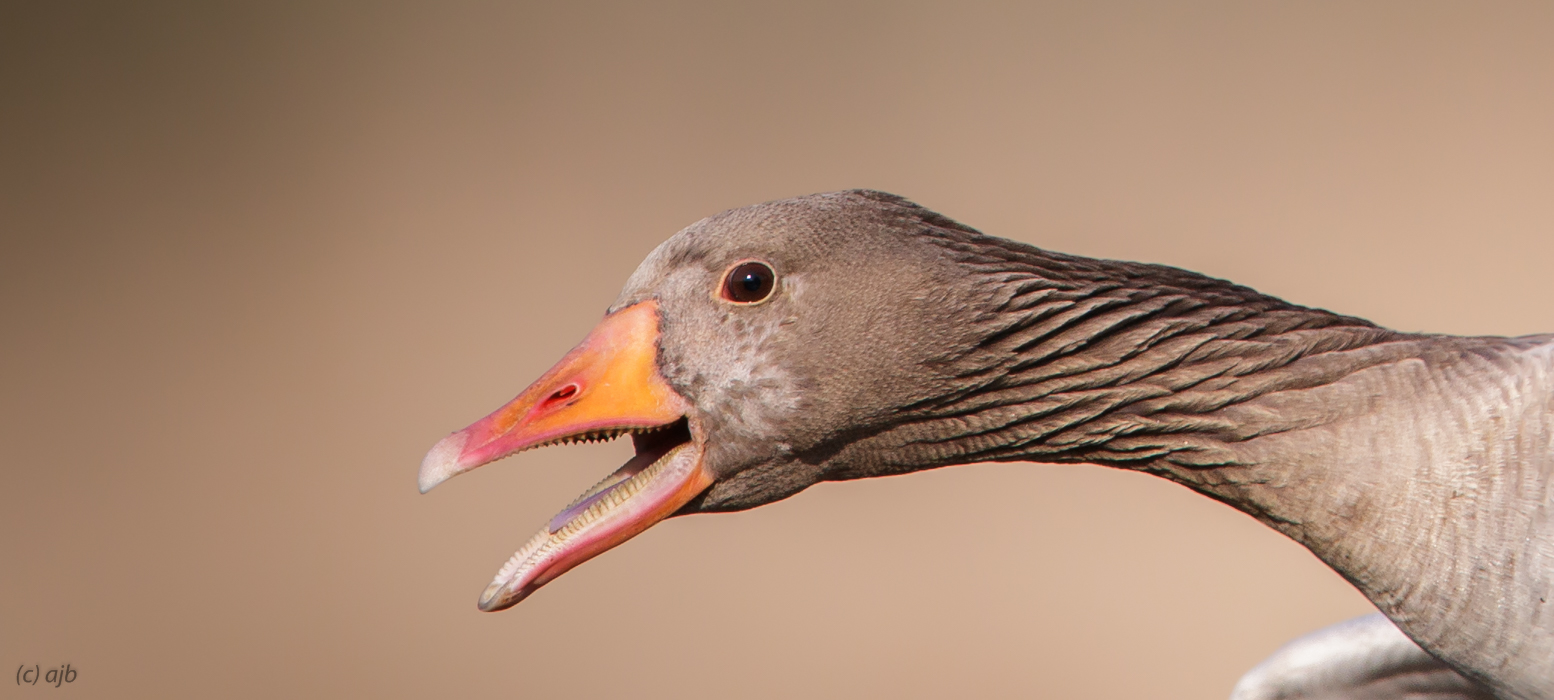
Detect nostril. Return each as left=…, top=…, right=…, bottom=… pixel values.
left=548, top=384, right=579, bottom=403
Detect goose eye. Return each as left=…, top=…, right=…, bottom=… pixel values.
left=721, top=261, right=776, bottom=304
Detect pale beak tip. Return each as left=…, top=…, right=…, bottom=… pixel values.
left=418, top=432, right=470, bottom=494
left=478, top=581, right=533, bottom=612
left=477, top=583, right=503, bottom=611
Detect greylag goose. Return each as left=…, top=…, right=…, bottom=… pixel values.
left=419, top=190, right=1551, bottom=699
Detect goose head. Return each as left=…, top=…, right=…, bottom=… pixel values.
left=421, top=189, right=1099, bottom=610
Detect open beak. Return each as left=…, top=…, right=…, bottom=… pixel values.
left=418, top=301, right=713, bottom=611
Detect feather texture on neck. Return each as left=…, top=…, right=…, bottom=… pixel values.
left=798, top=200, right=1554, bottom=696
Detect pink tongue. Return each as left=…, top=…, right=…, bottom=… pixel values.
left=547, top=450, right=659, bottom=534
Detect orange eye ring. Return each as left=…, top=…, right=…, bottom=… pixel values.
left=719, top=260, right=777, bottom=304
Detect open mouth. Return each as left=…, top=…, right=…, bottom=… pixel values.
left=545, top=419, right=691, bottom=535
left=474, top=418, right=702, bottom=611
left=418, top=302, right=715, bottom=611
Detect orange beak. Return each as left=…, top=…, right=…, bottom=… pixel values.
left=418, top=301, right=714, bottom=610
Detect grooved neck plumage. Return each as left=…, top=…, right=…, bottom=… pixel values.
left=820, top=215, right=1413, bottom=484
left=793, top=206, right=1554, bottom=696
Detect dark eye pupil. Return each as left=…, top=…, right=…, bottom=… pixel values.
left=723, top=261, right=775, bottom=303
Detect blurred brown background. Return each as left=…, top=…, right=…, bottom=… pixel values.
left=3, top=2, right=1552, bottom=698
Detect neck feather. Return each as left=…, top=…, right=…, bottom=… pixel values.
left=855, top=230, right=1412, bottom=483
left=816, top=210, right=1554, bottom=695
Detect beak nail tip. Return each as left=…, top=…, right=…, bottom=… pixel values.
left=478, top=587, right=506, bottom=612
left=418, top=432, right=469, bottom=494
